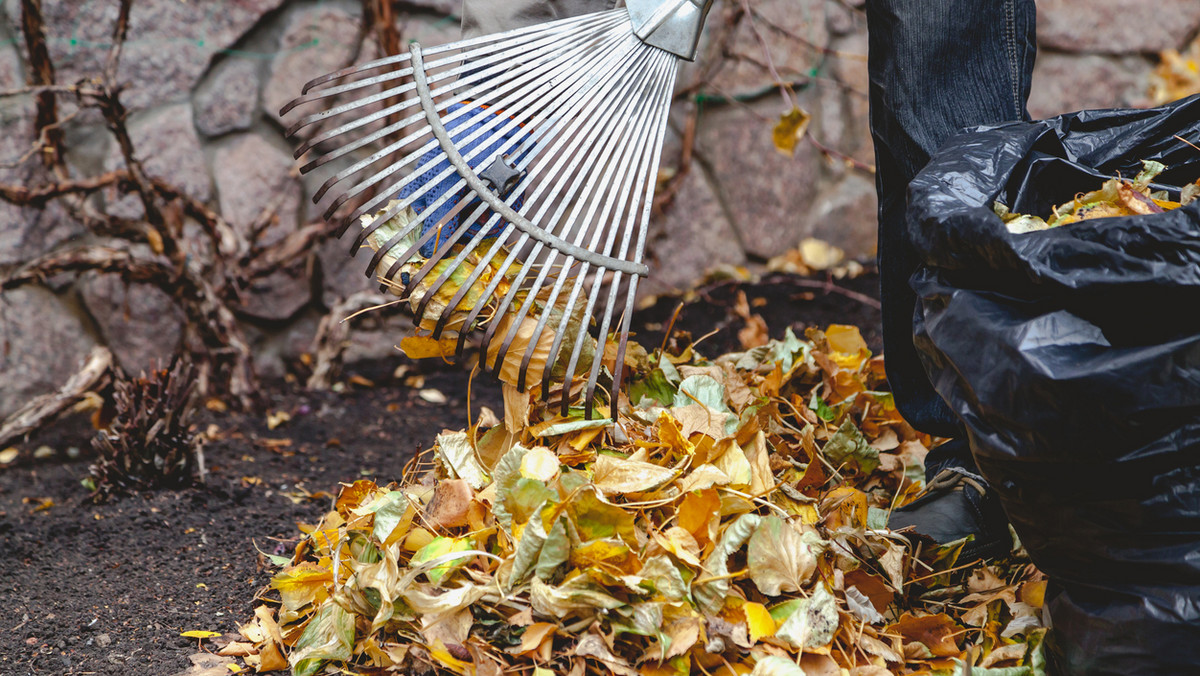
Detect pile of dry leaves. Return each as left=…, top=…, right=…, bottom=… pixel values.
left=237, top=326, right=1048, bottom=676
left=1150, top=34, right=1200, bottom=105
left=997, top=160, right=1200, bottom=234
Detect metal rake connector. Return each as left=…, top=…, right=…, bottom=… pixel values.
left=281, top=3, right=714, bottom=418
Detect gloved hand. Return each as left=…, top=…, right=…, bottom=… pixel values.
left=399, top=102, right=532, bottom=257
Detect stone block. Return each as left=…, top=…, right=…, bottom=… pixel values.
left=194, top=56, right=261, bottom=137
left=213, top=133, right=311, bottom=321
left=262, top=5, right=363, bottom=123
left=80, top=272, right=184, bottom=372
left=1039, top=0, right=1200, bottom=55
left=805, top=172, right=877, bottom=261
left=643, top=165, right=744, bottom=296
left=0, top=101, right=85, bottom=265
left=213, top=133, right=297, bottom=229
left=0, top=286, right=97, bottom=418
left=318, top=235, right=378, bottom=307
left=1028, top=52, right=1152, bottom=120
left=4, top=0, right=285, bottom=111
left=706, top=0, right=829, bottom=97
left=0, top=41, right=21, bottom=88
left=693, top=99, right=822, bottom=261
left=104, top=103, right=212, bottom=219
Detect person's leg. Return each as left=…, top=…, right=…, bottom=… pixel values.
left=867, top=0, right=1036, bottom=556
left=868, top=0, right=1036, bottom=440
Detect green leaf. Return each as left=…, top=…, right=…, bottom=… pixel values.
left=569, top=488, right=637, bottom=546
left=673, top=375, right=729, bottom=412
left=693, top=514, right=761, bottom=613
left=808, top=391, right=836, bottom=422
left=535, top=516, right=571, bottom=580
left=412, top=537, right=472, bottom=585
left=628, top=368, right=678, bottom=408
left=290, top=603, right=355, bottom=676
left=509, top=507, right=550, bottom=587
left=507, top=478, right=555, bottom=526
left=822, top=419, right=880, bottom=474
left=491, top=444, right=532, bottom=534
left=356, top=490, right=409, bottom=543
left=772, top=584, right=838, bottom=650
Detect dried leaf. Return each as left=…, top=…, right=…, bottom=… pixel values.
left=773, top=107, right=811, bottom=157
left=591, top=454, right=678, bottom=495
left=747, top=516, right=817, bottom=596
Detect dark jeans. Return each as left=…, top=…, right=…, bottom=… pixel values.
left=866, top=0, right=1037, bottom=458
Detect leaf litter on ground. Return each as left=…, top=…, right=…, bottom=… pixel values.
left=241, top=325, right=1050, bottom=676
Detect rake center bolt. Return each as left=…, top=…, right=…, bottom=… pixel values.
left=479, top=155, right=525, bottom=198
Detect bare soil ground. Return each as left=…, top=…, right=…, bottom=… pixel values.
left=0, top=271, right=880, bottom=676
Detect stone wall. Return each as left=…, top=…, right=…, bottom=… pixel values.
left=1, top=0, right=1196, bottom=416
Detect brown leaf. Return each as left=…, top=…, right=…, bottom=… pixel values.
left=888, top=613, right=962, bottom=657
left=425, top=479, right=474, bottom=529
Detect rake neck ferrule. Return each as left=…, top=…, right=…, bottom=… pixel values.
left=627, top=0, right=714, bottom=62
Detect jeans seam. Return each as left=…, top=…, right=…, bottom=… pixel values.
left=1003, top=0, right=1020, bottom=116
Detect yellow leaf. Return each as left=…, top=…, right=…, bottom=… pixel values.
left=520, top=446, right=560, bottom=482
left=179, top=630, right=221, bottom=639
left=826, top=324, right=871, bottom=370
left=429, top=639, right=471, bottom=675
left=657, top=411, right=694, bottom=456
left=400, top=335, right=456, bottom=360
left=270, top=562, right=333, bottom=611
left=743, top=602, right=776, bottom=643
left=591, top=454, right=678, bottom=496
left=773, top=107, right=811, bottom=157
left=257, top=640, right=288, bottom=672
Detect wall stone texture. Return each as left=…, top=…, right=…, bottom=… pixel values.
left=0, top=0, right=1194, bottom=415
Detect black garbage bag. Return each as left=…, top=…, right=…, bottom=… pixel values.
left=906, top=93, right=1200, bottom=676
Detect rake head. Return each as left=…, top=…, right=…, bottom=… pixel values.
left=282, top=2, right=713, bottom=417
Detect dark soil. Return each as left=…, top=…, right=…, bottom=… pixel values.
left=0, top=270, right=880, bottom=675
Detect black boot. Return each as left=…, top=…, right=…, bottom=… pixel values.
left=888, top=439, right=1013, bottom=562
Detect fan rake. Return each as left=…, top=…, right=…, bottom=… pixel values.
left=281, top=1, right=714, bottom=417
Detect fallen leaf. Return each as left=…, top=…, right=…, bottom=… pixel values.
left=773, top=107, right=811, bottom=157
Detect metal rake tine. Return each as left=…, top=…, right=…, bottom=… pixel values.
left=370, top=181, right=496, bottom=283
left=284, top=53, right=412, bottom=114
left=291, top=26, right=583, bottom=160
left=288, top=81, right=419, bottom=148
left=606, top=277, right=642, bottom=417
left=516, top=258, right=578, bottom=392
left=379, top=193, right=495, bottom=287
left=307, top=23, right=622, bottom=227
left=284, top=64, right=416, bottom=122
left=399, top=28, right=641, bottom=328
left=541, top=50, right=674, bottom=411
left=310, top=71, right=531, bottom=206
left=335, top=29, right=628, bottom=239
left=582, top=53, right=677, bottom=414
left=482, top=46, right=660, bottom=374
left=472, top=41, right=656, bottom=362
left=558, top=54, right=674, bottom=416
left=287, top=10, right=619, bottom=109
